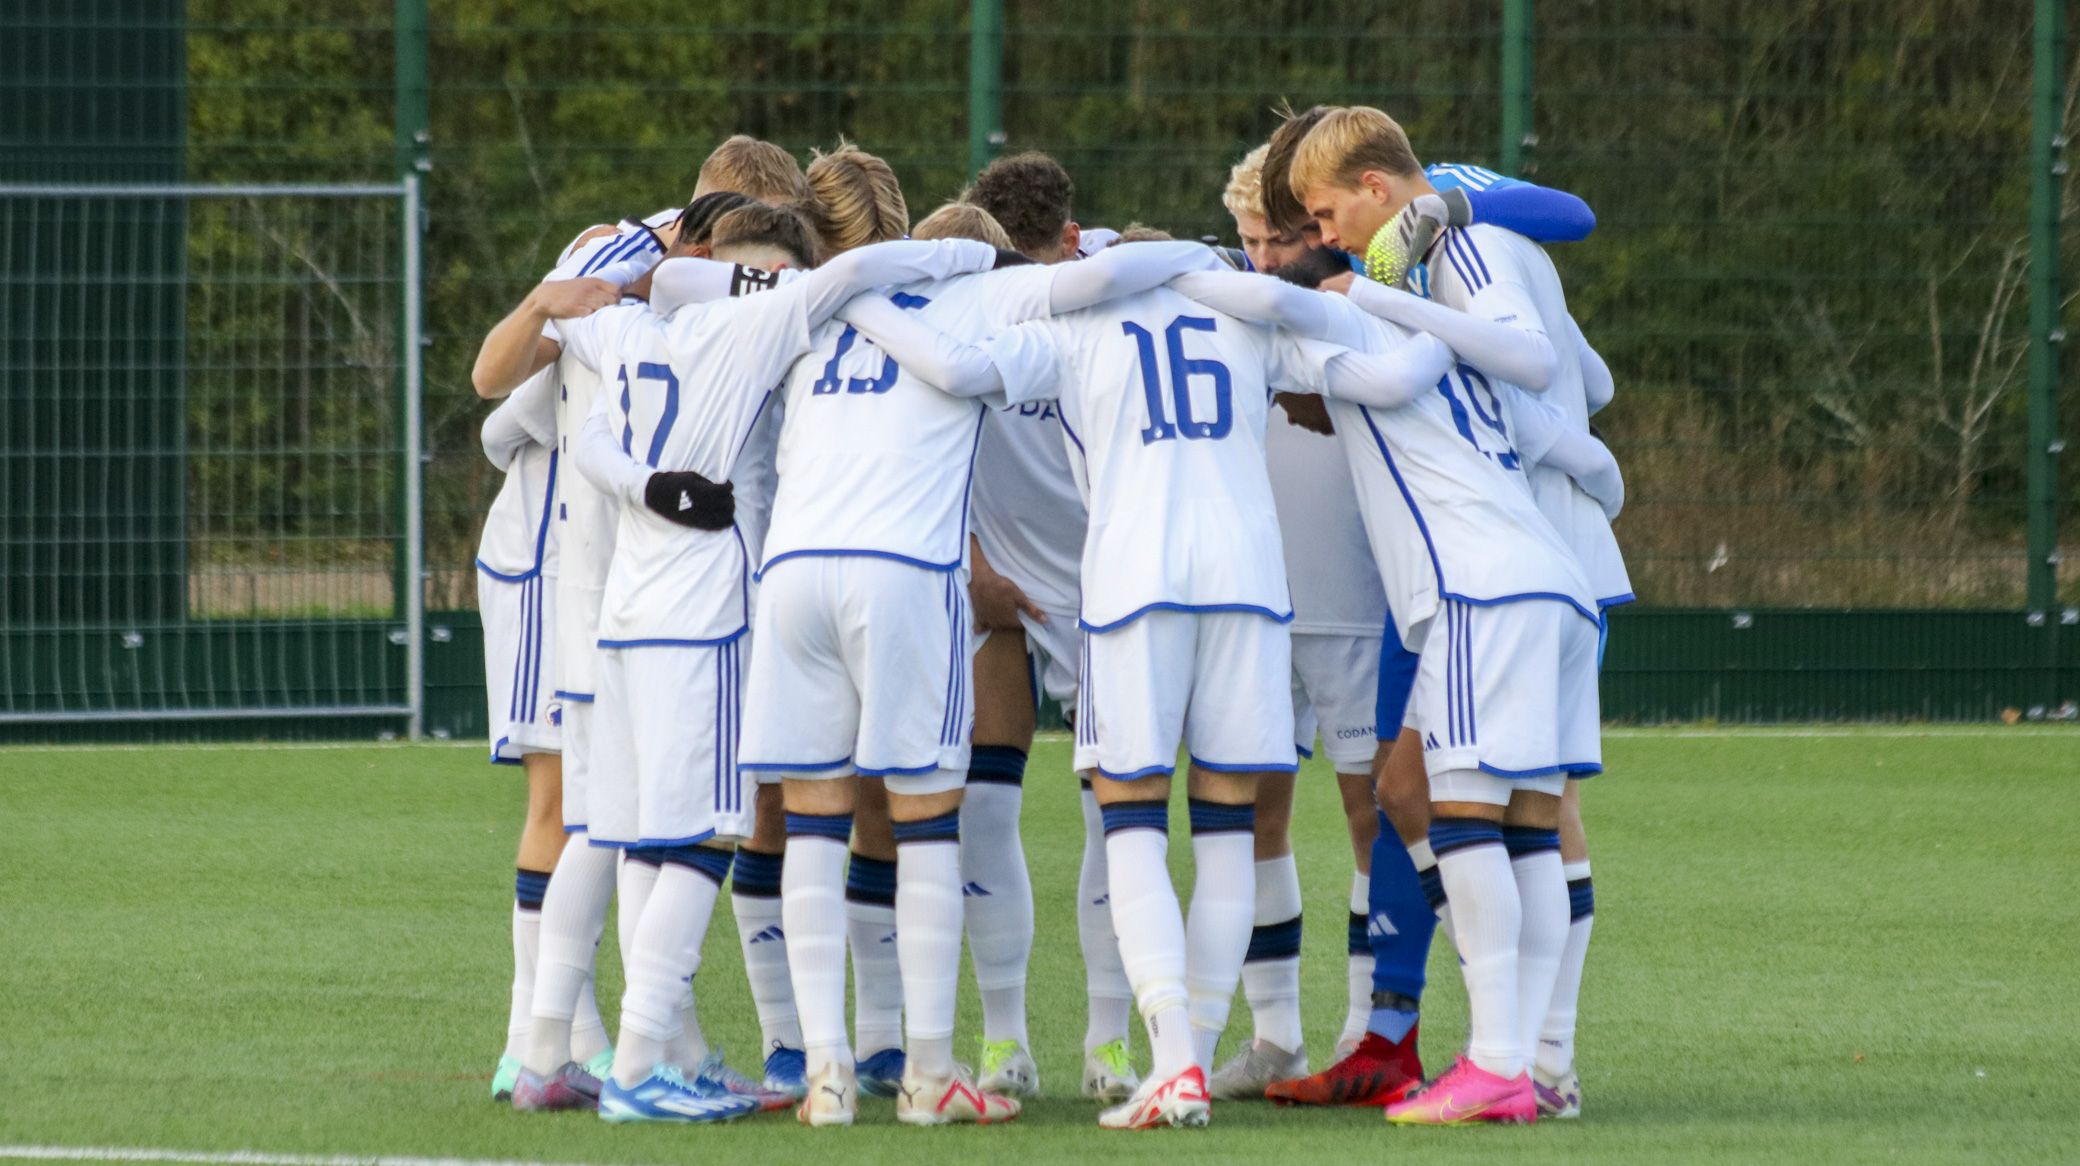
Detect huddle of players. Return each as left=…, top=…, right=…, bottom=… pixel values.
left=469, top=100, right=1627, bottom=1131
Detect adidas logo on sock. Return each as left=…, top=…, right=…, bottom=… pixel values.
left=747, top=925, right=786, bottom=944
left=961, top=881, right=991, bottom=897
left=1367, top=912, right=1399, bottom=939
left=1090, top=893, right=1110, bottom=906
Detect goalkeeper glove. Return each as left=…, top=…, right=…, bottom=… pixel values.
left=1366, top=187, right=1471, bottom=290
left=643, top=470, right=735, bottom=531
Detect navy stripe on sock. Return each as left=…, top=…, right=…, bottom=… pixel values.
left=1568, top=876, right=1595, bottom=922
left=1349, top=910, right=1369, bottom=955
left=845, top=854, right=898, bottom=906
left=785, top=812, right=853, bottom=842
left=968, top=744, right=1028, bottom=786
left=654, top=843, right=735, bottom=884
left=1419, top=866, right=1447, bottom=911
left=1429, top=816, right=1504, bottom=857
left=1079, top=777, right=1093, bottom=791
left=1187, top=797, right=1255, bottom=835
left=732, top=847, right=783, bottom=898
left=622, top=846, right=667, bottom=868
left=1502, top=825, right=1562, bottom=858
left=1100, top=799, right=1168, bottom=835
left=514, top=868, right=551, bottom=911
left=1245, top=915, right=1303, bottom=962
left=893, top=811, right=961, bottom=844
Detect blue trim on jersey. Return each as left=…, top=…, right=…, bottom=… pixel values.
left=1443, top=589, right=1603, bottom=627
left=1190, top=756, right=1301, bottom=775
left=1080, top=601, right=1296, bottom=635
left=474, top=559, right=540, bottom=583
left=1457, top=231, right=1494, bottom=286
left=1295, top=743, right=1315, bottom=760
left=596, top=626, right=749, bottom=649
left=756, top=547, right=960, bottom=582
left=1056, top=407, right=1086, bottom=456
left=855, top=761, right=942, bottom=778
left=953, top=405, right=987, bottom=553
left=1598, top=592, right=1637, bottom=609
left=552, top=689, right=595, bottom=703
left=587, top=828, right=718, bottom=850
left=562, top=822, right=587, bottom=834
left=1096, top=762, right=1175, bottom=781
left=742, top=757, right=852, bottom=772
left=1477, top=761, right=1604, bottom=780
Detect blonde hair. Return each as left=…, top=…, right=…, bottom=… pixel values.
left=1115, top=222, right=1174, bottom=243
left=694, top=135, right=812, bottom=204
left=1221, top=144, right=1270, bottom=220
left=911, top=201, right=1012, bottom=249
left=804, top=141, right=908, bottom=255
left=1288, top=106, right=1423, bottom=203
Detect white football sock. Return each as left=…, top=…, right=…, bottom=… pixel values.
left=1106, top=822, right=1195, bottom=1079
left=897, top=820, right=964, bottom=1079
left=1538, top=859, right=1593, bottom=1079
left=783, top=832, right=852, bottom=1079
left=612, top=861, right=722, bottom=1088
left=506, top=902, right=539, bottom=1059
left=1187, top=829, right=1259, bottom=1068
left=616, top=855, right=660, bottom=973
left=847, top=898, right=904, bottom=1057
left=730, top=849, right=802, bottom=1053
left=525, top=834, right=616, bottom=1075
left=1343, top=871, right=1374, bottom=1047
left=1238, top=855, right=1302, bottom=1053
left=1434, top=820, right=1522, bottom=1078
left=570, top=977, right=610, bottom=1066
left=1078, top=786, right=1133, bottom=1052
left=1511, top=846, right=1568, bottom=1074
left=961, top=781, right=1033, bottom=1046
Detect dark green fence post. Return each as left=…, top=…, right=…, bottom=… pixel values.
left=968, top=0, right=1004, bottom=178
left=395, top=0, right=430, bottom=736
left=1500, top=0, right=1533, bottom=175
left=2029, top=0, right=2066, bottom=703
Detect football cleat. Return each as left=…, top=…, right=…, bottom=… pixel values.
left=1210, top=1039, right=1307, bottom=1101
left=797, top=1060, right=859, bottom=1127
left=1265, top=1028, right=1422, bottom=1107
left=856, top=1046, right=906, bottom=1098
left=1385, top=1055, right=1535, bottom=1126
left=491, top=1054, right=522, bottom=1102
left=598, top=1064, right=758, bottom=1124
left=510, top=1061, right=603, bottom=1112
left=763, top=1044, right=808, bottom=1101
left=694, top=1051, right=794, bottom=1113
left=1098, top=1065, right=1211, bottom=1130
left=582, top=1047, right=616, bottom=1083
left=978, top=1039, right=1040, bottom=1098
left=896, top=1064, right=1021, bottom=1126
left=1332, top=1034, right=1363, bottom=1062
left=1534, top=1067, right=1581, bottom=1120
left=1082, top=1038, right=1140, bottom=1102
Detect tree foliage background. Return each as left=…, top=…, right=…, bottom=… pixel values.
left=177, top=0, right=2075, bottom=609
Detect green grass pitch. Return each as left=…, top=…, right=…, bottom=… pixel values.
left=3, top=728, right=2077, bottom=1165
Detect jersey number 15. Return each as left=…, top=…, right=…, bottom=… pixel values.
left=1125, top=316, right=1232, bottom=446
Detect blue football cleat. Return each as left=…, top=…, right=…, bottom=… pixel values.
left=598, top=1064, right=759, bottom=1124
left=764, top=1045, right=808, bottom=1101
left=857, top=1046, right=907, bottom=1098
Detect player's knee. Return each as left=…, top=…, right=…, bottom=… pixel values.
left=782, top=775, right=857, bottom=817
left=889, top=786, right=965, bottom=825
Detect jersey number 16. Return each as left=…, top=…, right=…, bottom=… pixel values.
left=1125, top=315, right=1232, bottom=446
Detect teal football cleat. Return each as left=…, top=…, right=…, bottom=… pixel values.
left=491, top=1054, right=522, bottom=1102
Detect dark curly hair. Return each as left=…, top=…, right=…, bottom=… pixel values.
left=966, top=151, right=1074, bottom=259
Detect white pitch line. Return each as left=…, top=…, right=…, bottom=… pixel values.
left=0, top=740, right=483, bottom=756
left=0, top=1147, right=622, bottom=1166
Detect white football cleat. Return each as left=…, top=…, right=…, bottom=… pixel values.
left=978, top=1039, right=1040, bottom=1098
left=1082, top=1038, right=1140, bottom=1102
left=1097, top=1065, right=1211, bottom=1130
left=795, top=1059, right=858, bottom=1127
left=1209, top=1038, right=1307, bottom=1100
left=1534, top=1065, right=1582, bottom=1119
left=896, top=1064, right=1021, bottom=1126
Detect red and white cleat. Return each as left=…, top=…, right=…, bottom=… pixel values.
left=1097, top=1065, right=1212, bottom=1130
left=896, top=1065, right=1021, bottom=1126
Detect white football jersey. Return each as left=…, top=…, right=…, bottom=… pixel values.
left=1263, top=406, right=1387, bottom=636
left=1278, top=295, right=1596, bottom=651
left=972, top=397, right=1087, bottom=616
left=554, top=283, right=816, bottom=644
left=477, top=365, right=559, bottom=580
left=1424, top=224, right=1631, bottom=605
left=756, top=268, right=1034, bottom=574
left=987, top=286, right=1292, bottom=633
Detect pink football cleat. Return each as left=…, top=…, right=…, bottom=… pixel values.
left=1384, top=1055, right=1536, bottom=1126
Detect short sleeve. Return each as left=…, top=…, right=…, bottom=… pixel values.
left=980, top=320, right=1063, bottom=406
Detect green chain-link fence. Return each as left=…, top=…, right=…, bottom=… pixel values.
left=2, top=1, right=2072, bottom=735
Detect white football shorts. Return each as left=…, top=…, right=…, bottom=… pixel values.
left=555, top=577, right=606, bottom=703
left=587, top=637, right=754, bottom=847
left=1411, top=597, right=1602, bottom=804
left=738, top=556, right=972, bottom=796
left=1075, top=608, right=1297, bottom=780
left=478, top=568, right=560, bottom=763
left=1020, top=604, right=1081, bottom=719
left=558, top=698, right=593, bottom=833
left=1291, top=632, right=1381, bottom=771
